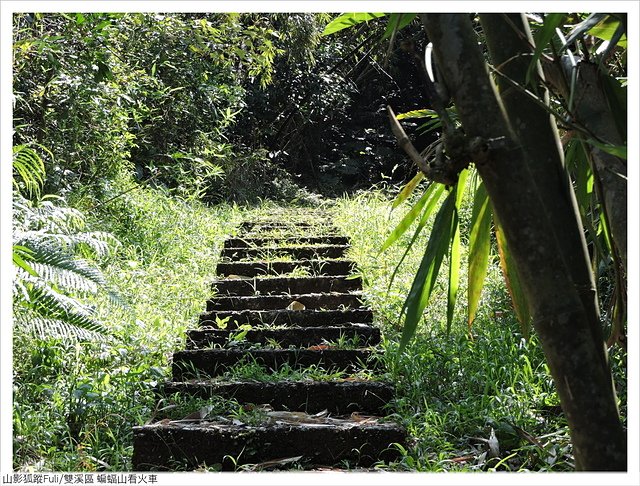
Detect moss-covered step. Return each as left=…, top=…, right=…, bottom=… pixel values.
left=216, top=259, right=355, bottom=277
left=223, top=235, right=350, bottom=248
left=212, top=274, right=362, bottom=296
left=156, top=379, right=395, bottom=415
left=206, top=292, right=364, bottom=312
left=186, top=324, right=380, bottom=349
left=220, top=244, right=349, bottom=261
left=172, top=348, right=380, bottom=379
left=132, top=420, right=406, bottom=471
left=198, top=308, right=374, bottom=328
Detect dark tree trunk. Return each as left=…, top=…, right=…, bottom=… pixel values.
left=420, top=13, right=626, bottom=471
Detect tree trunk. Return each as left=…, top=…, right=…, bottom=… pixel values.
left=544, top=60, right=628, bottom=273
left=420, top=13, right=626, bottom=471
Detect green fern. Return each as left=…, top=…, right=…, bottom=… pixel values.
left=13, top=146, right=121, bottom=340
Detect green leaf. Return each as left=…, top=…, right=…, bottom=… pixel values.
left=396, top=109, right=438, bottom=120
left=467, top=181, right=493, bottom=328
left=383, top=13, right=417, bottom=40
left=381, top=185, right=434, bottom=252
left=387, top=184, right=446, bottom=293
left=494, top=212, right=531, bottom=337
left=446, top=170, right=469, bottom=334
left=526, top=13, right=565, bottom=85
left=588, top=15, right=627, bottom=48
left=447, top=214, right=460, bottom=335
left=391, top=171, right=424, bottom=210
left=599, top=73, right=627, bottom=142
left=399, top=190, right=457, bottom=353
left=561, top=13, right=609, bottom=50
left=322, top=13, right=386, bottom=36
left=585, top=139, right=627, bottom=160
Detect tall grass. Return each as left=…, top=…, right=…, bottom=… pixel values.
left=13, top=185, right=626, bottom=472
left=13, top=183, right=240, bottom=471
left=332, top=188, right=626, bottom=471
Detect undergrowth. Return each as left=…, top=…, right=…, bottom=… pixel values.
left=12, top=186, right=627, bottom=472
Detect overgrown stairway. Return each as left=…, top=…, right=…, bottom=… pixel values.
left=132, top=213, right=407, bottom=471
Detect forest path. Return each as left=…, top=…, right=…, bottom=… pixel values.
left=131, top=210, right=407, bottom=471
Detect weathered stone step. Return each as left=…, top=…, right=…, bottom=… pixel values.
left=216, top=259, right=355, bottom=277
left=223, top=235, right=349, bottom=248
left=132, top=420, right=406, bottom=471
left=156, top=380, right=395, bottom=415
left=240, top=220, right=332, bottom=231
left=186, top=324, right=380, bottom=349
left=221, top=244, right=349, bottom=261
left=206, top=292, right=364, bottom=312
left=212, top=275, right=362, bottom=296
left=172, top=348, right=379, bottom=379
left=199, top=308, right=373, bottom=328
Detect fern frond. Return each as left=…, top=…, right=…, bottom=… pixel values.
left=13, top=311, right=105, bottom=341
left=15, top=271, right=108, bottom=336
left=17, top=239, right=107, bottom=288
left=13, top=144, right=46, bottom=198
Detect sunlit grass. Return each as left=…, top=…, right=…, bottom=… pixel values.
left=13, top=186, right=626, bottom=472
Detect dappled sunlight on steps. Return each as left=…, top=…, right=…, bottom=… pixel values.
left=132, top=214, right=407, bottom=471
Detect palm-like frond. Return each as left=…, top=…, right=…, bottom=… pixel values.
left=13, top=190, right=120, bottom=340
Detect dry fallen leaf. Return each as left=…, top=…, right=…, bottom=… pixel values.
left=286, top=300, right=306, bottom=310
left=307, top=344, right=330, bottom=351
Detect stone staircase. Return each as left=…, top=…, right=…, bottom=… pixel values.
left=132, top=215, right=407, bottom=471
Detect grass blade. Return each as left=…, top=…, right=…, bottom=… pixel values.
left=399, top=189, right=457, bottom=353
left=467, top=181, right=492, bottom=328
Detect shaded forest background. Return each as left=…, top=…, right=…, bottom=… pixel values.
left=14, top=13, right=430, bottom=203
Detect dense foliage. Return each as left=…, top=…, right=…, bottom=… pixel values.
left=10, top=11, right=627, bottom=474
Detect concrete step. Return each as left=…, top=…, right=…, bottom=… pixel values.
left=212, top=275, right=362, bottom=296
left=216, top=259, right=355, bottom=277
left=172, top=348, right=379, bottom=379
left=223, top=235, right=349, bottom=249
left=206, top=292, right=364, bottom=312
left=132, top=420, right=406, bottom=471
left=199, top=308, right=374, bottom=328
left=156, top=379, right=395, bottom=415
left=221, top=244, right=349, bottom=261
left=186, top=324, right=381, bottom=349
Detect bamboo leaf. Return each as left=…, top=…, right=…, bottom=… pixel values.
left=382, top=13, right=417, bottom=40
left=585, top=138, right=627, bottom=160
left=322, top=13, right=386, bottom=36
left=526, top=13, right=565, bottom=85
left=396, top=109, right=438, bottom=120
left=381, top=184, right=435, bottom=252
left=561, top=13, right=609, bottom=49
left=391, top=171, right=424, bottom=210
left=399, top=190, right=457, bottom=353
left=387, top=184, right=446, bottom=292
left=447, top=209, right=461, bottom=334
left=588, top=15, right=627, bottom=48
left=494, top=212, right=531, bottom=337
left=467, top=181, right=492, bottom=327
